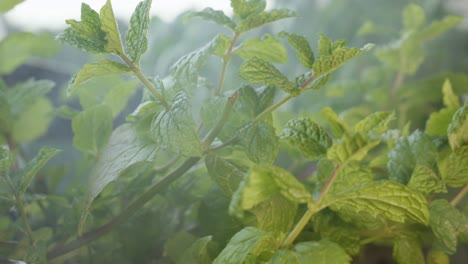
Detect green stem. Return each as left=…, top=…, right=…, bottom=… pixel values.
left=255, top=95, right=293, bottom=121
left=119, top=53, right=171, bottom=110
left=450, top=184, right=468, bottom=206
left=15, top=195, right=34, bottom=243
left=215, top=32, right=240, bottom=96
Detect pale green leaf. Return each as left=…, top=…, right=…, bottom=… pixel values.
left=239, top=57, right=296, bottom=94
left=235, top=34, right=288, bottom=63
left=103, top=80, right=139, bottom=117
left=231, top=0, right=266, bottom=20
left=403, top=4, right=426, bottom=30
left=82, top=124, right=156, bottom=226
left=151, top=92, right=202, bottom=157
left=213, top=227, right=276, bottom=264
left=125, top=0, right=152, bottom=63
left=237, top=121, right=278, bottom=164
left=317, top=34, right=332, bottom=57
left=252, top=194, right=297, bottom=235
left=442, top=79, right=460, bottom=109
left=327, top=133, right=380, bottom=164
left=393, top=234, right=425, bottom=264
left=0, top=146, right=11, bottom=179
left=19, top=147, right=61, bottom=195
left=427, top=250, right=450, bottom=264
left=278, top=31, right=314, bottom=68
left=320, top=107, right=349, bottom=137
left=329, top=161, right=373, bottom=194
left=429, top=199, right=465, bottom=254
left=324, top=181, right=429, bottom=225
left=387, top=130, right=438, bottom=184
left=6, top=79, right=55, bottom=116
left=100, top=0, right=123, bottom=54
left=354, top=111, right=395, bottom=135
left=164, top=231, right=197, bottom=263
left=178, top=236, right=215, bottom=264
left=12, top=97, right=53, bottom=142
left=0, top=0, right=24, bottom=13
left=0, top=32, right=59, bottom=74
left=407, top=165, right=447, bottom=194
left=426, top=108, right=457, bottom=136
left=417, top=16, right=463, bottom=43
left=439, top=146, right=468, bottom=187
left=270, top=240, right=351, bottom=264
left=280, top=117, right=332, bottom=160
left=68, top=60, right=133, bottom=95
left=185, top=7, right=236, bottom=30
left=71, top=105, right=113, bottom=156
left=205, top=153, right=245, bottom=196
left=448, top=102, right=468, bottom=151
left=237, top=9, right=297, bottom=33
left=57, top=3, right=107, bottom=53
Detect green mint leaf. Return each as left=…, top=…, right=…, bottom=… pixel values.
left=329, top=161, right=373, bottom=194
left=320, top=107, right=349, bottom=137
left=426, top=108, right=457, bottom=136
left=407, top=165, right=447, bottom=194
left=256, top=86, right=276, bottom=114
left=324, top=181, right=429, bottom=225
left=230, top=0, right=266, bottom=20
left=0, top=146, right=10, bottom=177
left=235, top=34, right=288, bottom=63
left=18, top=147, right=60, bottom=195
left=99, top=0, right=124, bottom=54
left=312, top=41, right=374, bottom=77
left=0, top=92, right=11, bottom=134
left=205, top=153, right=245, bottom=196
left=125, top=0, right=152, bottom=63
left=388, top=130, right=438, bottom=184
left=6, top=79, right=54, bottom=116
left=392, top=234, right=425, bottom=264
left=237, top=121, right=279, bottom=164
left=237, top=9, right=297, bottom=33
left=448, top=102, right=468, bottom=151
left=67, top=60, right=133, bottom=95
left=429, top=199, right=465, bottom=254
left=442, top=79, right=460, bottom=109
left=57, top=3, right=107, bottom=53
left=270, top=240, right=351, bottom=264
left=127, top=101, right=160, bottom=122
left=213, top=227, right=276, bottom=264
left=417, top=15, right=463, bottom=43
left=252, top=194, right=297, bottom=235
left=164, top=231, right=197, bottom=263
left=353, top=111, right=395, bottom=135
left=278, top=31, right=314, bottom=68
left=82, top=124, right=156, bottom=227
left=403, top=4, right=426, bottom=30
left=317, top=34, right=332, bottom=57
left=427, top=250, right=450, bottom=264
left=12, top=97, right=53, bottom=142
left=151, top=92, right=202, bottom=157
left=103, top=80, right=139, bottom=117
left=0, top=0, right=24, bottom=13
left=185, top=7, right=236, bottom=30
left=280, top=117, right=332, bottom=160
left=239, top=57, right=296, bottom=94
left=327, top=133, right=380, bottom=164
left=178, top=236, right=216, bottom=264
left=71, top=105, right=113, bottom=156
left=170, top=34, right=225, bottom=94
left=0, top=32, right=59, bottom=74
left=439, top=146, right=468, bottom=187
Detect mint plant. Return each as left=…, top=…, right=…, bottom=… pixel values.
left=1, top=0, right=467, bottom=263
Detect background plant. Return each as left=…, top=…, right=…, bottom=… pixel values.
left=1, top=0, right=467, bottom=263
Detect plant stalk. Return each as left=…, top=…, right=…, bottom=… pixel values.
left=15, top=195, right=34, bottom=243
left=215, top=32, right=240, bottom=96
left=450, top=184, right=468, bottom=206
left=255, top=95, right=293, bottom=121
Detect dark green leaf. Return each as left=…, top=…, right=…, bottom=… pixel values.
left=280, top=117, right=332, bottom=160
left=151, top=92, right=202, bottom=157
left=0, top=0, right=24, bottom=13
left=68, top=60, right=133, bottom=95
left=392, top=234, right=425, bottom=264
left=230, top=0, right=266, bottom=20
left=164, top=231, right=197, bottom=263
left=407, top=165, right=447, bottom=194
left=448, top=102, right=468, bottom=151
left=205, top=153, right=245, bottom=196
left=71, top=104, right=113, bottom=156
left=439, top=146, right=468, bottom=187
left=178, top=236, right=216, bottom=264
left=270, top=240, right=351, bottom=264
left=238, top=121, right=278, bottom=164
left=99, top=0, right=123, bottom=54
left=18, top=147, right=60, bottom=195
left=125, top=0, right=152, bottom=63
left=213, top=227, right=276, bottom=264
left=387, top=130, right=438, bottom=184
left=235, top=34, right=287, bottom=63
left=185, top=7, right=236, bottom=30
left=429, top=200, right=465, bottom=254
left=353, top=111, right=395, bottom=135
left=239, top=57, right=296, bottom=94
left=237, top=9, right=297, bottom=33
left=327, top=133, right=380, bottom=164
left=57, top=3, right=107, bottom=53
left=324, top=181, right=429, bottom=225
left=278, top=31, right=314, bottom=68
